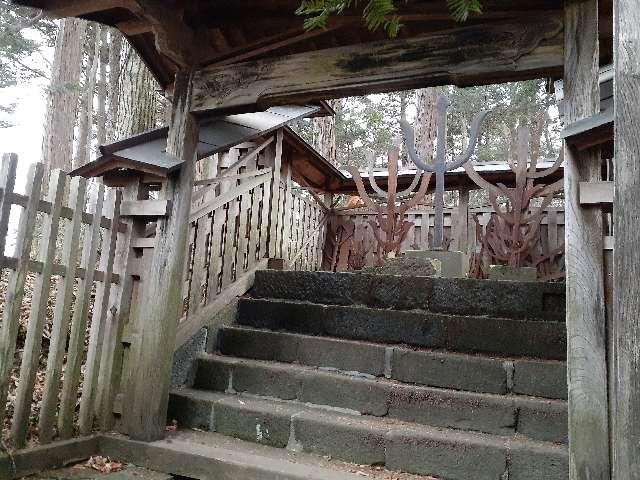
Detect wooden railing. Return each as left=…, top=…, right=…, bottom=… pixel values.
left=0, top=154, right=128, bottom=448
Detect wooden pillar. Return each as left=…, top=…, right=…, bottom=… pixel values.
left=457, top=188, right=470, bottom=253
left=563, top=1, right=610, bottom=478
left=612, top=0, right=640, bottom=477
left=125, top=70, right=199, bottom=441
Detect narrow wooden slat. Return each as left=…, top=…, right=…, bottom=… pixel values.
left=11, top=169, right=66, bottom=448
left=247, top=186, right=261, bottom=267
left=9, top=191, right=126, bottom=233
left=268, top=131, right=283, bottom=258
left=0, top=256, right=120, bottom=283
left=188, top=215, right=210, bottom=316
left=282, top=167, right=293, bottom=260
left=259, top=179, right=271, bottom=260
left=78, top=190, right=122, bottom=435
left=189, top=174, right=270, bottom=223
left=579, top=180, right=614, bottom=205
left=0, top=162, right=44, bottom=424
left=120, top=199, right=169, bottom=217
left=58, top=183, right=105, bottom=439
left=96, top=178, right=148, bottom=431
left=193, top=167, right=272, bottom=186
left=221, top=200, right=239, bottom=288
left=0, top=153, right=18, bottom=256
left=237, top=192, right=251, bottom=273
left=206, top=206, right=226, bottom=298
left=39, top=176, right=88, bottom=443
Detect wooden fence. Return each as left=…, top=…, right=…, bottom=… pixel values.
left=0, top=135, right=329, bottom=448
left=325, top=205, right=565, bottom=273
left=0, top=154, right=127, bottom=448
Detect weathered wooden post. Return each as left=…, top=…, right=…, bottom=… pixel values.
left=125, top=69, right=199, bottom=441
left=563, top=0, right=610, bottom=478
left=612, top=0, right=640, bottom=477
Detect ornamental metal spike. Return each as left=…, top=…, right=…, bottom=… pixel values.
left=401, top=95, right=491, bottom=250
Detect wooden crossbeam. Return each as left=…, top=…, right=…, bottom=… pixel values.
left=192, top=17, right=563, bottom=114
left=579, top=181, right=613, bottom=205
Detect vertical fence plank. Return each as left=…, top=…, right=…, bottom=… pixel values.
left=38, top=176, right=88, bottom=443
left=78, top=189, right=122, bottom=435
left=0, top=162, right=45, bottom=425
left=206, top=207, right=225, bottom=298
left=248, top=187, right=261, bottom=267
left=0, top=154, right=18, bottom=257
left=237, top=192, right=251, bottom=273
left=188, top=216, right=209, bottom=316
left=222, top=200, right=239, bottom=288
left=260, top=179, right=271, bottom=260
left=11, top=169, right=66, bottom=448
left=268, top=131, right=283, bottom=258
left=58, top=183, right=105, bottom=439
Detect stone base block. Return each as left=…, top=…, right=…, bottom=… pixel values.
left=404, top=250, right=469, bottom=278
left=488, top=265, right=538, bottom=282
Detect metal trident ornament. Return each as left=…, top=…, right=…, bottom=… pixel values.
left=401, top=95, right=490, bottom=250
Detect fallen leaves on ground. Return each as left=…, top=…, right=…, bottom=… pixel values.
left=85, top=455, right=123, bottom=473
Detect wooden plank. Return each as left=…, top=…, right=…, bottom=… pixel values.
left=221, top=200, right=239, bottom=288
left=0, top=153, right=18, bottom=257
left=96, top=178, right=148, bottom=431
left=0, top=256, right=120, bottom=283
left=579, top=180, right=613, bottom=205
left=193, top=167, right=271, bottom=186
left=38, top=176, right=88, bottom=443
left=188, top=215, right=210, bottom=316
left=125, top=69, right=199, bottom=441
left=11, top=169, right=66, bottom=448
left=192, top=18, right=563, bottom=114
left=603, top=235, right=614, bottom=251
left=611, top=0, right=640, bottom=475
left=132, top=237, right=156, bottom=249
left=237, top=190, right=251, bottom=273
left=247, top=185, right=261, bottom=267
left=205, top=206, right=226, bottom=298
left=58, top=183, right=106, bottom=439
left=268, top=131, right=283, bottom=258
left=563, top=1, right=610, bottom=478
left=120, top=199, right=170, bottom=217
left=282, top=164, right=293, bottom=260
left=189, top=174, right=270, bottom=222
left=175, top=258, right=268, bottom=348
left=9, top=191, right=127, bottom=232
left=0, top=163, right=44, bottom=424
left=78, top=190, right=123, bottom=435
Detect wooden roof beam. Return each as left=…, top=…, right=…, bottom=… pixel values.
left=33, top=0, right=140, bottom=17
left=191, top=17, right=564, bottom=115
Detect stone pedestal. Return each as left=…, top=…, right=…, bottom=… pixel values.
left=488, top=265, right=538, bottom=282
left=404, top=250, right=469, bottom=278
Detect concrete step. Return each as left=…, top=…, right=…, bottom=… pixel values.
left=193, top=354, right=568, bottom=443
left=219, top=325, right=568, bottom=399
left=99, top=430, right=428, bottom=480
left=250, top=270, right=565, bottom=322
left=168, top=388, right=569, bottom=480
left=237, top=298, right=567, bottom=360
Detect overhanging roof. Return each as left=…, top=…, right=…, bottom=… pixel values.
left=71, top=104, right=322, bottom=178
left=12, top=1, right=614, bottom=91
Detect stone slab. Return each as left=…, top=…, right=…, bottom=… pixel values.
left=513, top=359, right=568, bottom=400
left=404, top=250, right=469, bottom=278
left=488, top=265, right=538, bottom=282
left=516, top=398, right=568, bottom=443
left=509, top=439, right=569, bottom=480
left=385, top=427, right=508, bottom=480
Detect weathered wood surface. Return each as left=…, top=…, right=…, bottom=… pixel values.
left=563, top=1, right=610, bottom=478
left=612, top=0, right=640, bottom=476
left=0, top=163, right=44, bottom=425
left=11, top=170, right=66, bottom=448
left=125, top=69, right=199, bottom=441
left=192, top=18, right=563, bottom=114
left=120, top=199, right=169, bottom=216
left=38, top=176, right=88, bottom=443
left=579, top=181, right=613, bottom=205
left=58, top=184, right=106, bottom=439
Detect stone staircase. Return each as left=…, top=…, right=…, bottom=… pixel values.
left=168, top=270, right=568, bottom=480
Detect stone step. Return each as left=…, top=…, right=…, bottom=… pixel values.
left=218, top=325, right=568, bottom=399
left=237, top=298, right=567, bottom=360
left=168, top=388, right=569, bottom=480
left=250, top=270, right=565, bottom=322
left=193, top=354, right=568, bottom=443
left=100, top=430, right=420, bottom=480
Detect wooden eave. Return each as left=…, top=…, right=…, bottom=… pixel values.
left=12, top=0, right=613, bottom=91
left=562, top=109, right=614, bottom=153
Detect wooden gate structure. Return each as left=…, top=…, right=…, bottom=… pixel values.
left=4, top=0, right=636, bottom=478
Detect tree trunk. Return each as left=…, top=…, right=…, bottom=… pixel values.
left=115, top=41, right=161, bottom=138
left=413, top=87, right=439, bottom=159
left=74, top=25, right=100, bottom=169
left=312, top=99, right=337, bottom=164
left=41, top=18, right=87, bottom=173
left=96, top=27, right=109, bottom=148
left=106, top=30, right=123, bottom=143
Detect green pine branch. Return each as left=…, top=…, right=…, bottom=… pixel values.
left=296, top=0, right=483, bottom=37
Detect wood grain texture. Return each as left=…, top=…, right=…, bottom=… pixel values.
left=612, top=0, right=640, bottom=476
left=563, top=1, right=610, bottom=478
left=0, top=162, right=44, bottom=426
left=192, top=18, right=563, bottom=114
left=38, top=176, right=87, bottom=443
left=11, top=170, right=66, bottom=448
left=125, top=69, right=199, bottom=441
